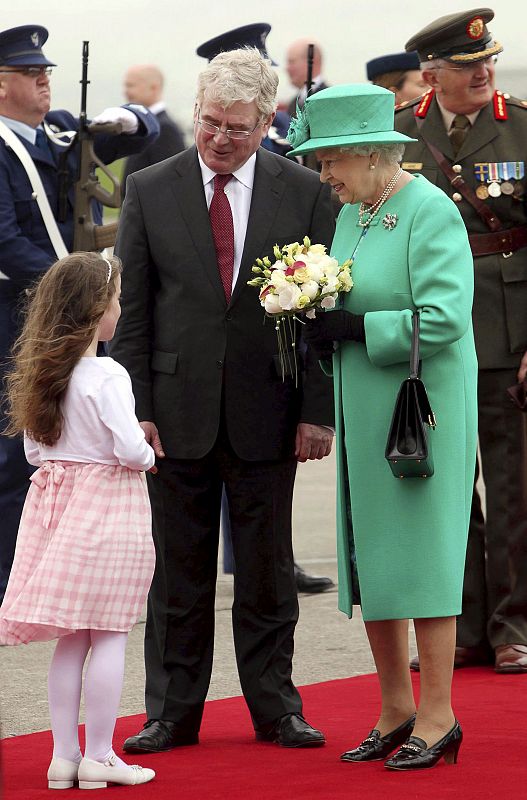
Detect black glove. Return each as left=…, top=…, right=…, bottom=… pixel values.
left=303, top=310, right=365, bottom=348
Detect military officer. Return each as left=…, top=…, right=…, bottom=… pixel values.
left=0, top=24, right=159, bottom=602
left=395, top=8, right=527, bottom=673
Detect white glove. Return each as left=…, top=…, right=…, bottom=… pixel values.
left=91, top=106, right=139, bottom=134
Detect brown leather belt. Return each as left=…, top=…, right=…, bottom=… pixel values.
left=469, top=225, right=527, bottom=257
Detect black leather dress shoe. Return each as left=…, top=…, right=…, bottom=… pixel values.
left=123, top=720, right=199, bottom=753
left=340, top=714, right=416, bottom=762
left=294, top=563, right=334, bottom=594
left=255, top=713, right=326, bottom=748
left=384, top=721, right=462, bottom=771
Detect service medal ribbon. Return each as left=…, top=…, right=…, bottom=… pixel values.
left=488, top=163, right=500, bottom=182
left=474, top=163, right=490, bottom=182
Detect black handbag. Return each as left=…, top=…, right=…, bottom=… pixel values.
left=385, top=311, right=436, bottom=478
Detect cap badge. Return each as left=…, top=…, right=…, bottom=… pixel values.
left=31, top=31, right=40, bottom=47
left=466, top=16, right=484, bottom=40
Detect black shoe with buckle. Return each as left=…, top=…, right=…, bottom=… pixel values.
left=255, top=713, right=326, bottom=748
left=123, top=719, right=199, bottom=754
left=384, top=721, right=462, bottom=771
left=340, top=714, right=416, bottom=762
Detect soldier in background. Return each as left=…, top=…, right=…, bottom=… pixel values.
left=122, top=64, right=185, bottom=195
left=0, top=25, right=159, bottom=603
left=366, top=51, right=428, bottom=105
left=285, top=38, right=327, bottom=116
left=395, top=8, right=527, bottom=674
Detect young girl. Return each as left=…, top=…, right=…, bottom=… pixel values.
left=0, top=253, right=156, bottom=789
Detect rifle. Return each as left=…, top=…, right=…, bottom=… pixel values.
left=72, top=41, right=122, bottom=252
left=306, top=44, right=315, bottom=99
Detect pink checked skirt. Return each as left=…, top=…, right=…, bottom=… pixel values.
left=0, top=461, right=155, bottom=645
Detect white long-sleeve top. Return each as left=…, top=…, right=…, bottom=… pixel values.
left=24, top=357, right=155, bottom=471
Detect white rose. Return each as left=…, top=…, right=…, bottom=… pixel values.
left=305, top=263, right=323, bottom=283
left=321, top=276, right=339, bottom=294
left=270, top=269, right=288, bottom=288
left=299, top=280, right=319, bottom=300
left=308, top=243, right=327, bottom=255
left=278, top=283, right=302, bottom=311
left=320, top=295, right=336, bottom=309
left=264, top=293, right=283, bottom=314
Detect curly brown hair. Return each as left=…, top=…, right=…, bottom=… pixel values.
left=4, top=252, right=122, bottom=445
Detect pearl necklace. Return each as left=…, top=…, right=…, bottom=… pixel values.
left=358, top=167, right=403, bottom=228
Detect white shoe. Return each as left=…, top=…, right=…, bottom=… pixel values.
left=78, top=754, right=155, bottom=789
left=47, top=757, right=79, bottom=789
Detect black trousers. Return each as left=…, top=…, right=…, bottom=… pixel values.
left=458, top=368, right=527, bottom=650
left=143, top=422, right=302, bottom=733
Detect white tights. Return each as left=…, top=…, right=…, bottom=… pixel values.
left=48, top=629, right=129, bottom=766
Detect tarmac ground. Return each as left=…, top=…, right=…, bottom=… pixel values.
left=0, top=449, right=418, bottom=739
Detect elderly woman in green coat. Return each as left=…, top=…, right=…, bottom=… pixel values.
left=288, top=84, right=477, bottom=771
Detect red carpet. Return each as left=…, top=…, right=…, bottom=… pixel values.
left=2, top=668, right=525, bottom=799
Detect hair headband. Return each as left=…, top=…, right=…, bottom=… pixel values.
left=102, top=257, right=112, bottom=284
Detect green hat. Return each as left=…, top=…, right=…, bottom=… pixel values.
left=405, top=8, right=503, bottom=64
left=286, top=84, right=417, bottom=158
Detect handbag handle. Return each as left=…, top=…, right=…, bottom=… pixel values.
left=409, top=311, right=421, bottom=379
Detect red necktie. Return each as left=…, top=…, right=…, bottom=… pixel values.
left=209, top=173, right=234, bottom=301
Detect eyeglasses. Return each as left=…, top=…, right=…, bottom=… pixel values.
left=0, top=67, right=52, bottom=77
left=430, top=55, right=498, bottom=73
left=196, top=110, right=261, bottom=140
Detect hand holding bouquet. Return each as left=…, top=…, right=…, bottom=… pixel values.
left=247, top=237, right=353, bottom=381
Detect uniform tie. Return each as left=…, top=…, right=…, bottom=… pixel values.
left=209, top=173, right=234, bottom=302
left=35, top=127, right=52, bottom=158
left=450, top=114, right=470, bottom=156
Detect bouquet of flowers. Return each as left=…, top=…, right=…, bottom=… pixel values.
left=247, top=237, right=353, bottom=380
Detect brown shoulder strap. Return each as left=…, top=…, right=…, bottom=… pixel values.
left=420, top=134, right=503, bottom=233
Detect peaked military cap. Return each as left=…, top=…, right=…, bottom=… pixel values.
left=366, top=51, right=420, bottom=81
left=0, top=25, right=56, bottom=67
left=196, top=23, right=277, bottom=65
left=405, top=8, right=502, bottom=64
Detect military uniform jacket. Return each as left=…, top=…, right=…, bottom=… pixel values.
left=395, top=92, right=527, bottom=368
left=0, top=105, right=159, bottom=290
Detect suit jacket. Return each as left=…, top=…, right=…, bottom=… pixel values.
left=0, top=106, right=159, bottom=289
left=395, top=94, right=527, bottom=369
left=111, top=145, right=335, bottom=461
left=122, top=109, right=185, bottom=193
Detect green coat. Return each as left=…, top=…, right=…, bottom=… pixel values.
left=330, top=175, right=478, bottom=620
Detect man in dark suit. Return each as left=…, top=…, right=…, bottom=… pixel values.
left=395, top=8, right=527, bottom=674
left=121, top=64, right=185, bottom=192
left=112, top=47, right=335, bottom=753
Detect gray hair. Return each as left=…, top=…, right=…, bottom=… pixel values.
left=197, top=47, right=278, bottom=118
left=339, top=143, right=406, bottom=165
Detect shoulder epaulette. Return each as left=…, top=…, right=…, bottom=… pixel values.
left=395, top=95, right=423, bottom=113
left=414, top=89, right=435, bottom=118
left=499, top=91, right=527, bottom=111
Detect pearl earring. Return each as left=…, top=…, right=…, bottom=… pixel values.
left=369, top=164, right=376, bottom=170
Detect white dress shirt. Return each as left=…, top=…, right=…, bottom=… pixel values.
left=198, top=152, right=256, bottom=293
